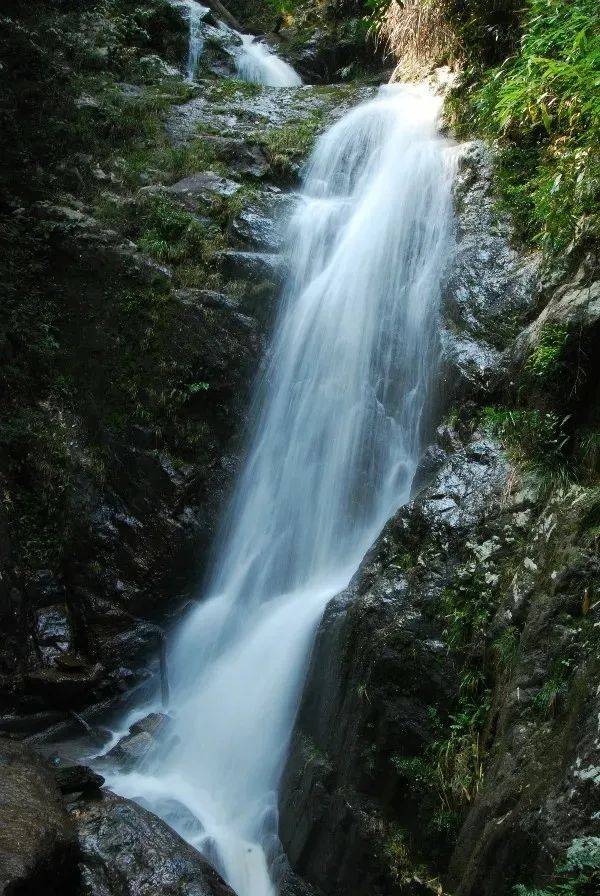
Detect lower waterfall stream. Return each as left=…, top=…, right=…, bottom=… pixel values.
left=106, top=84, right=456, bottom=896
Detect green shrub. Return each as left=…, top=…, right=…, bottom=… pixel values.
left=449, top=0, right=600, bottom=256
left=136, top=195, right=224, bottom=263
left=532, top=657, right=574, bottom=716
left=514, top=835, right=600, bottom=895
left=492, top=625, right=520, bottom=672
left=482, top=406, right=571, bottom=470
left=525, top=324, right=569, bottom=381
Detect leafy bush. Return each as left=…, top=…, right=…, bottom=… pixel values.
left=532, top=657, right=574, bottom=716
left=525, top=324, right=569, bottom=381
left=482, top=406, right=571, bottom=471
left=514, top=836, right=600, bottom=896
left=449, top=0, right=600, bottom=256
left=135, top=195, right=224, bottom=264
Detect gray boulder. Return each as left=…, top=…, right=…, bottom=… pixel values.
left=74, top=790, right=235, bottom=896
left=105, top=711, right=172, bottom=770
left=0, top=738, right=78, bottom=895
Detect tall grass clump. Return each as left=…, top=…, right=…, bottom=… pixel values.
left=370, top=1, right=599, bottom=258
left=449, top=0, right=600, bottom=257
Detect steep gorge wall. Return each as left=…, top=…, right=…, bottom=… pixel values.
left=0, top=0, right=378, bottom=735
left=1, top=3, right=599, bottom=895
left=0, top=0, right=293, bottom=728
left=277, top=6, right=600, bottom=895
left=278, top=76, right=600, bottom=896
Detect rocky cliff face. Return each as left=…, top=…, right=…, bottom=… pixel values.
left=1, top=0, right=260, bottom=730
left=0, top=0, right=363, bottom=735
left=279, top=143, right=600, bottom=895
left=0, top=735, right=236, bottom=896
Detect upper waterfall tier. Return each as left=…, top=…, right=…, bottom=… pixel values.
left=184, top=0, right=302, bottom=87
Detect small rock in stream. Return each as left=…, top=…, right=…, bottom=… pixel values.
left=55, top=764, right=105, bottom=795
left=106, top=711, right=171, bottom=769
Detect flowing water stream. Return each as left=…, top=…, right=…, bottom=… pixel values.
left=185, top=0, right=301, bottom=87
left=105, top=70, right=455, bottom=896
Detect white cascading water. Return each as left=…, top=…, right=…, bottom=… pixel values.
left=186, top=0, right=208, bottom=80
left=106, top=85, right=455, bottom=896
left=185, top=0, right=302, bottom=87
left=236, top=34, right=302, bottom=87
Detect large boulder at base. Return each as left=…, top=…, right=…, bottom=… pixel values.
left=0, top=738, right=78, bottom=895
left=72, top=790, right=235, bottom=896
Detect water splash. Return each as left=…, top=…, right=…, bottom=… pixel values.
left=106, top=85, right=456, bottom=896
left=236, top=34, right=302, bottom=87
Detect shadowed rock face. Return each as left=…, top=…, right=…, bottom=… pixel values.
left=0, top=1, right=374, bottom=730
left=278, top=139, right=600, bottom=896
left=279, top=432, right=511, bottom=896
left=0, top=738, right=235, bottom=896
left=2, top=4, right=599, bottom=896
left=73, top=791, right=236, bottom=896
left=0, top=738, right=79, bottom=895
left=439, top=140, right=541, bottom=400
left=280, top=412, right=600, bottom=895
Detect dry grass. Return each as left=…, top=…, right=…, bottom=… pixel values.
left=377, top=0, right=459, bottom=79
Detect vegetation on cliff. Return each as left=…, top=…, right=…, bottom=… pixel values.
left=370, top=0, right=600, bottom=261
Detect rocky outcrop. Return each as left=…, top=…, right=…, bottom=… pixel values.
left=0, top=0, right=373, bottom=741
left=448, top=481, right=600, bottom=895
left=440, top=140, right=540, bottom=397
left=0, top=737, right=234, bottom=896
left=279, top=141, right=600, bottom=896
left=0, top=738, right=79, bottom=895
left=0, top=0, right=310, bottom=727
left=103, top=711, right=173, bottom=770
left=281, top=412, right=600, bottom=895
left=279, top=428, right=513, bottom=896
left=73, top=791, right=235, bottom=896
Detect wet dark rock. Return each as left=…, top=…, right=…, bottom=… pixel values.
left=277, top=863, right=326, bottom=896
left=279, top=11, right=380, bottom=84
left=174, top=288, right=241, bottom=312
left=446, top=485, right=600, bottom=896
left=279, top=430, right=511, bottom=896
left=106, top=730, right=156, bottom=768
left=29, top=201, right=173, bottom=288
left=55, top=763, right=105, bottom=795
left=106, top=711, right=171, bottom=769
left=26, top=570, right=66, bottom=607
left=72, top=790, right=235, bottom=896
left=282, top=397, right=600, bottom=896
left=447, top=142, right=540, bottom=342
left=0, top=738, right=78, bottom=895
left=511, top=259, right=600, bottom=370
left=130, top=710, right=170, bottom=737
left=228, top=197, right=290, bottom=252
left=34, top=604, right=72, bottom=666
left=0, top=710, right=68, bottom=739
left=163, top=171, right=242, bottom=212
left=25, top=663, right=105, bottom=711
left=201, top=136, right=270, bottom=179
left=440, top=141, right=541, bottom=396
left=218, top=249, right=282, bottom=281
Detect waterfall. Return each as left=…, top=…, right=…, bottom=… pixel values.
left=235, top=35, right=302, bottom=87
left=184, top=0, right=302, bottom=87
left=186, top=0, right=209, bottom=81
left=106, top=85, right=455, bottom=896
